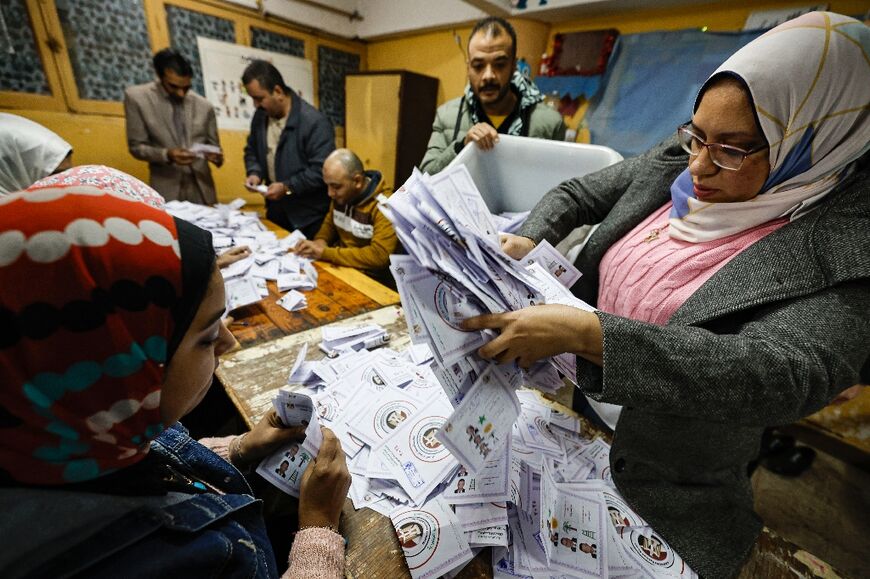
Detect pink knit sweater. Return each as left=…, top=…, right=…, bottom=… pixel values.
left=199, top=436, right=345, bottom=579
left=598, top=202, right=787, bottom=324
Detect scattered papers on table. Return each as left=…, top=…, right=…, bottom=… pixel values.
left=277, top=337, right=696, bottom=578
left=164, top=200, right=317, bottom=312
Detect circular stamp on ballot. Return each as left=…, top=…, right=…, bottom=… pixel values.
left=393, top=509, right=440, bottom=570
left=409, top=415, right=449, bottom=462
left=602, top=490, right=646, bottom=529
left=433, top=281, right=485, bottom=331
left=363, top=366, right=387, bottom=389
left=624, top=528, right=680, bottom=570
left=373, top=399, right=419, bottom=439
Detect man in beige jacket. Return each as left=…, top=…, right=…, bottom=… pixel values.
left=124, top=49, right=223, bottom=204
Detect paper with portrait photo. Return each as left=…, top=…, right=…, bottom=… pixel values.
left=377, top=397, right=458, bottom=505
left=436, top=366, right=520, bottom=473
left=539, top=463, right=607, bottom=577
left=523, top=239, right=582, bottom=289
left=391, top=497, right=473, bottom=579
left=442, top=437, right=512, bottom=505
left=346, top=387, right=426, bottom=447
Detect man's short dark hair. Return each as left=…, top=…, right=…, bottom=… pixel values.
left=153, top=48, right=193, bottom=78
left=469, top=17, right=517, bottom=60
left=241, top=60, right=290, bottom=93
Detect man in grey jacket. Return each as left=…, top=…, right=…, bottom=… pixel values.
left=243, top=60, right=334, bottom=238
left=419, top=17, right=565, bottom=175
left=124, top=49, right=222, bottom=204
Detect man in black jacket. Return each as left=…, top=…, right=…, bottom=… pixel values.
left=243, top=60, right=334, bottom=237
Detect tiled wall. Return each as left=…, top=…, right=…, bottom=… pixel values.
left=0, top=0, right=50, bottom=94
left=55, top=0, right=154, bottom=101
left=251, top=27, right=305, bottom=58
left=317, top=45, right=360, bottom=126
left=165, top=5, right=235, bottom=96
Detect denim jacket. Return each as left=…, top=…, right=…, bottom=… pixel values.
left=0, top=424, right=278, bottom=579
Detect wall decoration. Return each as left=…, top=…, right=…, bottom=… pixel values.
left=197, top=37, right=313, bottom=131
left=318, top=45, right=360, bottom=126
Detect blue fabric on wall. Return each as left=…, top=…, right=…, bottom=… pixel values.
left=586, top=28, right=762, bottom=158
left=534, top=75, right=602, bottom=100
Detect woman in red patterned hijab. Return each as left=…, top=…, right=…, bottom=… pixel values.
left=0, top=173, right=216, bottom=484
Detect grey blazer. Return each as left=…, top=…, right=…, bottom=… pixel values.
left=522, top=137, right=870, bottom=578
left=124, top=81, right=220, bottom=204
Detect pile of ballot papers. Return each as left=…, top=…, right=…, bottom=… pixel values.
left=257, top=338, right=695, bottom=578
left=164, top=199, right=317, bottom=312
left=378, top=166, right=594, bottom=401
left=253, top=165, right=696, bottom=578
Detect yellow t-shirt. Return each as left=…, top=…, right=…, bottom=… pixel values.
left=488, top=114, right=508, bottom=130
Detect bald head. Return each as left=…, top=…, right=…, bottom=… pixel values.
left=323, top=148, right=368, bottom=205
left=325, top=149, right=364, bottom=179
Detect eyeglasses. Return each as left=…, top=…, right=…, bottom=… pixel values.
left=677, top=124, right=768, bottom=171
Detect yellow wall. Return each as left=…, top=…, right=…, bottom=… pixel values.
left=0, top=108, right=258, bottom=202
left=367, top=18, right=551, bottom=107
left=368, top=2, right=869, bottom=107
left=549, top=1, right=869, bottom=38
left=0, top=0, right=363, bottom=206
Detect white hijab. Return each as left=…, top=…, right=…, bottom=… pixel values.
left=669, top=12, right=870, bottom=242
left=0, top=113, right=72, bottom=195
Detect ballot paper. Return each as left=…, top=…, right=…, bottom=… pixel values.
left=225, top=277, right=262, bottom=310
left=320, top=324, right=389, bottom=356
left=440, top=439, right=512, bottom=505
left=256, top=391, right=323, bottom=497
left=391, top=498, right=474, bottom=579
left=246, top=183, right=269, bottom=194
left=523, top=239, right=582, bottom=289
left=454, top=501, right=509, bottom=532
left=346, top=387, right=426, bottom=447
left=189, top=143, right=222, bottom=157
left=467, top=524, right=509, bottom=548
left=277, top=289, right=307, bottom=312
left=277, top=272, right=316, bottom=292
left=377, top=396, right=458, bottom=505
left=540, top=463, right=608, bottom=577
left=436, top=366, right=520, bottom=473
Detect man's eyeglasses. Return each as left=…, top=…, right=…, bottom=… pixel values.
left=677, top=124, right=768, bottom=171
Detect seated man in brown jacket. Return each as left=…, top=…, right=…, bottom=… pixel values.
left=293, top=149, right=398, bottom=285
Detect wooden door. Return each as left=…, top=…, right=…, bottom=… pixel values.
left=345, top=74, right=401, bottom=191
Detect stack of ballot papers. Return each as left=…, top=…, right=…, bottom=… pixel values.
left=378, top=165, right=593, bottom=402
left=320, top=324, right=390, bottom=356
left=263, top=336, right=696, bottom=578
left=164, top=199, right=316, bottom=312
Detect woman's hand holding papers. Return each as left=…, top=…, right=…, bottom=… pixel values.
left=234, top=409, right=306, bottom=467
left=499, top=234, right=536, bottom=260
left=298, top=428, right=351, bottom=529
left=464, top=304, right=603, bottom=368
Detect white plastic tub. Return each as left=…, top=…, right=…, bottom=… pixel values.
left=446, top=134, right=623, bottom=214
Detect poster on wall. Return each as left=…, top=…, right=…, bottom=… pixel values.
left=197, top=37, right=314, bottom=131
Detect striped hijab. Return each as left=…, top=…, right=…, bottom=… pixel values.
left=669, top=12, right=870, bottom=242
left=0, top=172, right=209, bottom=485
